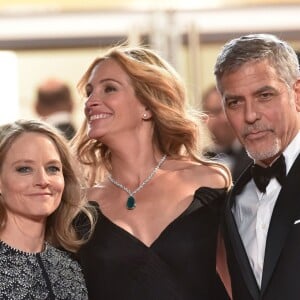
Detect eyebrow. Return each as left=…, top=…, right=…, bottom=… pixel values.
left=86, top=78, right=122, bottom=86
left=12, top=159, right=34, bottom=165
left=253, top=85, right=277, bottom=95
left=86, top=78, right=122, bottom=89
left=99, top=78, right=122, bottom=84
left=223, top=94, right=243, bottom=102
left=224, top=85, right=277, bottom=101
left=12, top=159, right=62, bottom=166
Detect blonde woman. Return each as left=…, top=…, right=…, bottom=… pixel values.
left=72, top=45, right=232, bottom=299
left=0, top=119, right=95, bottom=299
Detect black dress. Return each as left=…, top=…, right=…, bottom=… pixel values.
left=79, top=187, right=230, bottom=300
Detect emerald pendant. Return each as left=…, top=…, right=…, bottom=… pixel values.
left=126, top=196, right=136, bottom=210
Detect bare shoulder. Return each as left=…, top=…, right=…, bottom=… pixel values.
left=166, top=159, right=230, bottom=190
left=198, top=164, right=231, bottom=189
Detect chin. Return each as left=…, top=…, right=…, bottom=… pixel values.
left=88, top=130, right=104, bottom=140
left=27, top=214, right=49, bottom=223
left=246, top=145, right=281, bottom=162
left=245, top=136, right=280, bottom=160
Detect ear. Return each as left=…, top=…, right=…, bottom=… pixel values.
left=293, top=79, right=300, bottom=112
left=142, top=107, right=152, bottom=120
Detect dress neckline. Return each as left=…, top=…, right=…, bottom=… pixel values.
left=92, top=186, right=227, bottom=248
left=0, top=239, right=48, bottom=256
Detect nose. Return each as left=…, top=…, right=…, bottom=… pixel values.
left=244, top=101, right=260, bottom=124
left=85, top=92, right=104, bottom=108
left=85, top=96, right=101, bottom=116
left=34, top=169, right=50, bottom=188
left=85, top=98, right=99, bottom=108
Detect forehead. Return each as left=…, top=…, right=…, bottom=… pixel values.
left=5, top=132, right=60, bottom=160
left=220, top=60, right=280, bottom=94
left=89, top=58, right=130, bottom=83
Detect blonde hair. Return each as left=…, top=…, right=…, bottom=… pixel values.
left=72, top=45, right=231, bottom=187
left=0, top=119, right=96, bottom=252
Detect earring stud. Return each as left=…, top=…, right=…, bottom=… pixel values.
left=143, top=113, right=147, bottom=118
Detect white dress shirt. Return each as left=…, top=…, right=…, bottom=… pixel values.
left=232, top=131, right=300, bottom=287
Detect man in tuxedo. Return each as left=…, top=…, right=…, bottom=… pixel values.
left=202, top=85, right=251, bottom=182
left=214, top=33, right=300, bottom=300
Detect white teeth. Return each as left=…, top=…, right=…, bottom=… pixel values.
left=90, top=114, right=111, bottom=121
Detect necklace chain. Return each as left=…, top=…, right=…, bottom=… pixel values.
left=108, top=154, right=167, bottom=198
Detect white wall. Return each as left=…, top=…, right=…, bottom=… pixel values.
left=0, top=51, right=18, bottom=125
left=17, top=48, right=106, bottom=128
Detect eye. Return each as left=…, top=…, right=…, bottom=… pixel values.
left=104, top=85, right=117, bottom=93
left=47, top=165, right=61, bottom=174
left=16, top=166, right=32, bottom=174
left=85, top=85, right=93, bottom=97
left=226, top=98, right=241, bottom=109
left=259, top=92, right=273, bottom=101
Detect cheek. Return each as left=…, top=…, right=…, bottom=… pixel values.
left=57, top=177, right=65, bottom=193
left=225, top=112, right=240, bottom=130
left=52, top=178, right=65, bottom=210
left=53, top=195, right=63, bottom=212
left=227, top=119, right=244, bottom=140
left=1, top=179, right=27, bottom=198
left=266, top=109, right=284, bottom=130
left=2, top=193, right=26, bottom=214
left=52, top=176, right=65, bottom=196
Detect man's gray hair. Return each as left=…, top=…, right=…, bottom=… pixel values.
left=214, top=33, right=300, bottom=93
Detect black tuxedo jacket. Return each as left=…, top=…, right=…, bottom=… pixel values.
left=227, top=146, right=251, bottom=183
left=224, top=153, right=300, bottom=300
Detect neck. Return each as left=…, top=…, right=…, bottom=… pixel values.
left=0, top=215, right=46, bottom=253
left=108, top=153, right=167, bottom=210
left=256, top=153, right=283, bottom=167
left=109, top=149, right=164, bottom=186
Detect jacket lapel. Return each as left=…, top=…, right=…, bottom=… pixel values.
left=225, top=166, right=260, bottom=300
left=261, top=153, right=300, bottom=294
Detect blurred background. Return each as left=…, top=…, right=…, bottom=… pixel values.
left=1, top=0, right=300, bottom=128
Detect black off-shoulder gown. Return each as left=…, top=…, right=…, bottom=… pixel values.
left=79, top=187, right=230, bottom=300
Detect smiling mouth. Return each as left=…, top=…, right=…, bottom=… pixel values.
left=30, top=192, right=52, bottom=196
left=89, top=113, right=112, bottom=121
left=27, top=194, right=53, bottom=199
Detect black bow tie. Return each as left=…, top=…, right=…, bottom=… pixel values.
left=251, top=154, right=286, bottom=193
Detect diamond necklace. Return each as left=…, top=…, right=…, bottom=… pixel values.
left=108, top=154, right=167, bottom=210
